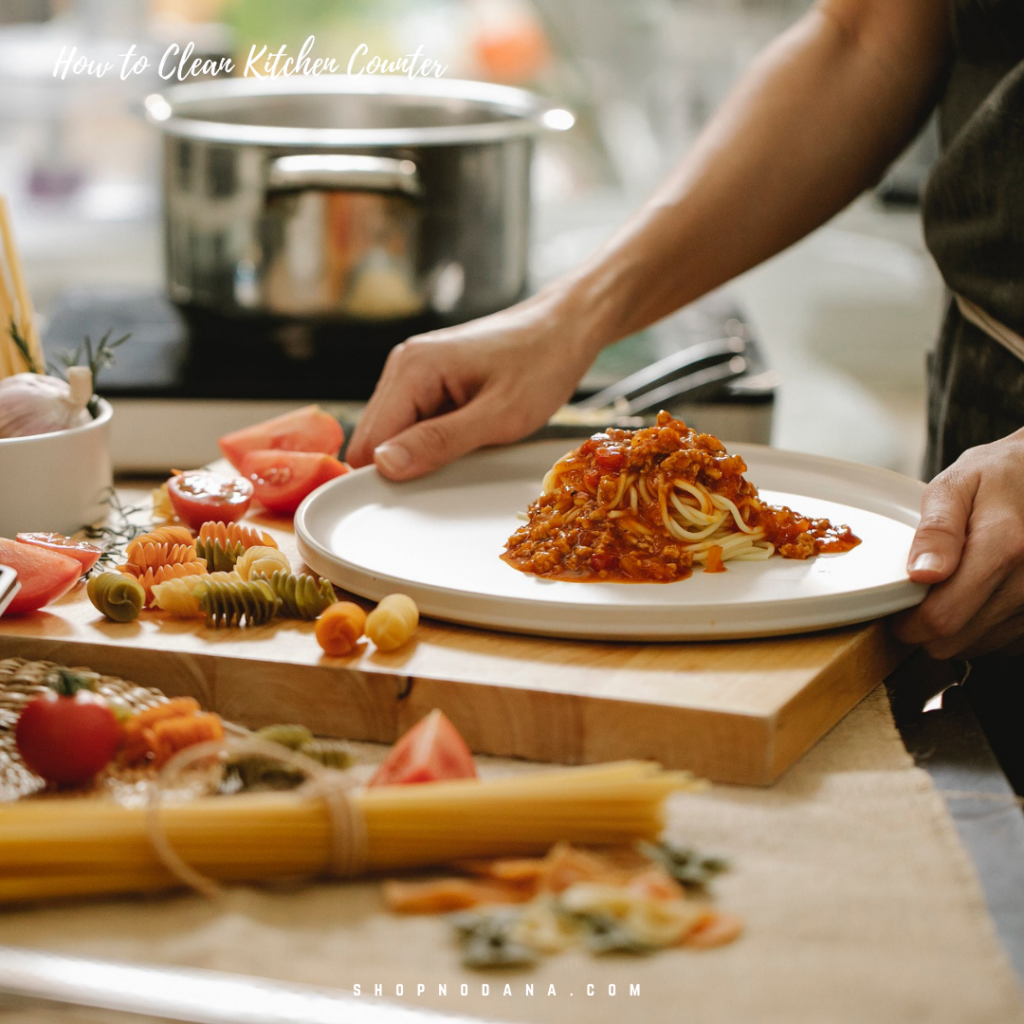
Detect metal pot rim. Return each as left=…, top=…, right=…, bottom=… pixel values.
left=145, top=75, right=573, bottom=148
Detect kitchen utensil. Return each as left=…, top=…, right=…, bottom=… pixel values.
left=0, top=945, right=485, bottom=1024
left=0, top=566, right=18, bottom=618
left=145, top=76, right=572, bottom=326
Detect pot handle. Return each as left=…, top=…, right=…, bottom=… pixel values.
left=266, top=155, right=422, bottom=197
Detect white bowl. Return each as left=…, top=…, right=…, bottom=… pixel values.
left=0, top=399, right=114, bottom=538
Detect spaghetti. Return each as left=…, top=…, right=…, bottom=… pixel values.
left=503, top=412, right=859, bottom=583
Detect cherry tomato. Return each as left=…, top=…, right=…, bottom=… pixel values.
left=16, top=532, right=102, bottom=572
left=15, top=689, right=121, bottom=785
left=241, top=450, right=348, bottom=517
left=167, top=470, right=254, bottom=531
left=369, top=709, right=477, bottom=787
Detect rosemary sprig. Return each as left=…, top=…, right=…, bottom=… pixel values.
left=9, top=319, right=43, bottom=374
left=51, top=328, right=131, bottom=415
left=82, top=488, right=149, bottom=574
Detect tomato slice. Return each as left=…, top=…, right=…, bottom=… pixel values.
left=167, top=470, right=254, bottom=531
left=15, top=690, right=120, bottom=784
left=16, top=533, right=102, bottom=572
left=241, top=449, right=348, bottom=517
left=369, top=709, right=478, bottom=787
left=219, top=405, right=344, bottom=472
left=0, top=537, right=83, bottom=615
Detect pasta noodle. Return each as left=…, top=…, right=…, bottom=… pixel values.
left=0, top=761, right=698, bottom=903
left=86, top=572, right=146, bottom=623
left=196, top=577, right=280, bottom=628
left=234, top=545, right=291, bottom=582
left=150, top=572, right=242, bottom=618
left=504, top=412, right=859, bottom=583
left=258, top=571, right=336, bottom=620
left=198, top=521, right=278, bottom=551
left=0, top=194, right=44, bottom=378
left=366, top=594, right=419, bottom=652
left=133, top=561, right=209, bottom=606
left=195, top=522, right=277, bottom=572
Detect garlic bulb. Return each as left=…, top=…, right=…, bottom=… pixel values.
left=0, top=368, right=94, bottom=439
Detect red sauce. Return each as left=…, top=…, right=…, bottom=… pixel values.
left=501, top=412, right=860, bottom=583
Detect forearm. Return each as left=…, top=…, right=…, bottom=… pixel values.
left=549, top=0, right=950, bottom=355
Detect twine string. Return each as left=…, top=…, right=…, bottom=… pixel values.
left=145, top=735, right=366, bottom=900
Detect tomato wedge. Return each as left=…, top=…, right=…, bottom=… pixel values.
left=0, top=537, right=83, bottom=615
left=369, top=709, right=477, bottom=787
left=241, top=449, right=348, bottom=516
left=16, top=533, right=102, bottom=572
left=219, top=405, right=344, bottom=472
left=167, top=470, right=254, bottom=530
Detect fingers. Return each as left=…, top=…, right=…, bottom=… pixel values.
left=347, top=338, right=450, bottom=468
left=372, top=398, right=502, bottom=480
left=905, top=463, right=977, bottom=584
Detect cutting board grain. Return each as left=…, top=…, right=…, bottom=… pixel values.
left=0, top=479, right=909, bottom=785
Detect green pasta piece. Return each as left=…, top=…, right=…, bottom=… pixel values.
left=258, top=570, right=337, bottom=620
left=298, top=738, right=353, bottom=769
left=86, top=572, right=146, bottom=623
left=196, top=578, right=280, bottom=628
left=254, top=724, right=314, bottom=750
left=194, top=536, right=246, bottom=573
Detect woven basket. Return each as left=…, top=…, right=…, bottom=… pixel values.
left=0, top=657, right=170, bottom=803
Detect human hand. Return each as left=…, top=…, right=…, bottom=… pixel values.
left=347, top=290, right=599, bottom=480
left=893, top=428, right=1024, bottom=659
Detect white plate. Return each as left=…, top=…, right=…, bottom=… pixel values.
left=295, top=440, right=928, bottom=640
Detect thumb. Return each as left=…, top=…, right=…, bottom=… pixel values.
left=906, top=468, right=976, bottom=583
left=371, top=401, right=498, bottom=481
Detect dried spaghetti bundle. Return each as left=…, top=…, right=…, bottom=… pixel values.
left=0, top=761, right=697, bottom=904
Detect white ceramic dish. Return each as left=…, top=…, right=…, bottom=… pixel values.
left=295, top=439, right=928, bottom=641
left=0, top=399, right=114, bottom=538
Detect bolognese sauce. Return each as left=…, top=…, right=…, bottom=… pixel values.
left=502, top=412, right=859, bottom=583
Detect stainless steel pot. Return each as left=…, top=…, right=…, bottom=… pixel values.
left=145, top=76, right=573, bottom=325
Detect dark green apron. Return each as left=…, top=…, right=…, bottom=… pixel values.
left=922, top=0, right=1024, bottom=477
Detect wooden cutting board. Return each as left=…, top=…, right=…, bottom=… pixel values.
left=0, top=479, right=909, bottom=786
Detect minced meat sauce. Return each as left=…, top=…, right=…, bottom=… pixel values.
left=501, top=412, right=859, bottom=583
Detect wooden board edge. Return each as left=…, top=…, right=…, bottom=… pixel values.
left=764, top=620, right=913, bottom=782
left=0, top=634, right=779, bottom=786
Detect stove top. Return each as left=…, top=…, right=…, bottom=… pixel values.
left=42, top=288, right=775, bottom=471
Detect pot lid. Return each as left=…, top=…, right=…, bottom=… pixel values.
left=145, top=75, right=574, bottom=148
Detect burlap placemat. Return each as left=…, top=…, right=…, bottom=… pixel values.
left=2, top=686, right=1022, bottom=1024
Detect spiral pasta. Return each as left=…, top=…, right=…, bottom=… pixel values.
left=134, top=561, right=209, bottom=606
left=198, top=521, right=277, bottom=551
left=195, top=522, right=277, bottom=572
left=151, top=572, right=243, bottom=618
left=258, top=570, right=336, bottom=620
left=194, top=537, right=245, bottom=573
left=196, top=577, right=281, bottom=628
left=234, top=545, right=291, bottom=581
left=86, top=572, right=146, bottom=623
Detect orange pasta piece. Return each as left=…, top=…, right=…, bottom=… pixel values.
left=383, top=878, right=531, bottom=914
left=147, top=712, right=224, bottom=768
left=197, top=521, right=277, bottom=551
left=315, top=601, right=366, bottom=656
left=125, top=526, right=194, bottom=560
left=121, top=542, right=199, bottom=573
left=128, top=562, right=208, bottom=606
left=120, top=698, right=202, bottom=764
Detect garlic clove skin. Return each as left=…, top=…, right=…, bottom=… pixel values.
left=0, top=370, right=94, bottom=440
